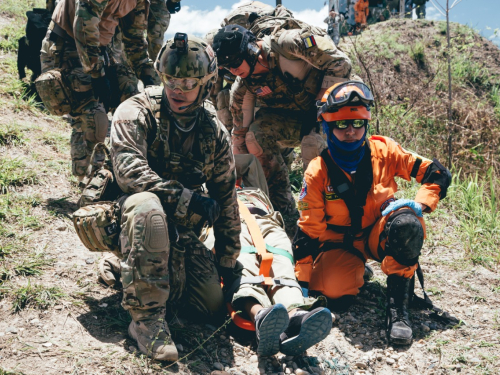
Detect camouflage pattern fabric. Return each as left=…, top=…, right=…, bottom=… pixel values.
left=117, top=192, right=224, bottom=318
left=40, top=26, right=139, bottom=177
left=228, top=27, right=351, bottom=224
left=70, top=0, right=153, bottom=79
left=221, top=1, right=275, bottom=29
left=147, top=0, right=171, bottom=62
left=110, top=86, right=240, bottom=269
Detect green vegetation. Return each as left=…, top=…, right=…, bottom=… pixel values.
left=0, top=159, right=39, bottom=193
left=0, top=122, right=26, bottom=146
left=1, top=281, right=65, bottom=312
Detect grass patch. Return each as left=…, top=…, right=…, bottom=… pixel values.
left=448, top=170, right=500, bottom=267
left=409, top=42, right=426, bottom=65
left=2, top=281, right=65, bottom=312
left=0, top=158, right=39, bottom=193
left=0, top=122, right=26, bottom=146
left=0, top=0, right=45, bottom=18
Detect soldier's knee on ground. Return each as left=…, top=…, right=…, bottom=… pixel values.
left=384, top=209, right=424, bottom=266
left=245, top=131, right=264, bottom=157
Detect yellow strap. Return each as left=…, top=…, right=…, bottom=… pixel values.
left=237, top=199, right=273, bottom=283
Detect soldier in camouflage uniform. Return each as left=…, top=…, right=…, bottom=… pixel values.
left=110, top=34, right=241, bottom=361
left=39, top=0, right=156, bottom=179
left=212, top=25, right=352, bottom=228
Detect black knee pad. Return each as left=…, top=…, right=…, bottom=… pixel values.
left=384, top=209, right=423, bottom=266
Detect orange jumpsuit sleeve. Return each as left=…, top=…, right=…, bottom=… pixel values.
left=381, top=136, right=443, bottom=212
left=298, top=158, right=328, bottom=240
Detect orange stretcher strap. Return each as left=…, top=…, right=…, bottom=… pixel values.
left=237, top=199, right=273, bottom=284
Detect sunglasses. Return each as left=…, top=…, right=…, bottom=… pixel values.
left=327, top=119, right=368, bottom=129
left=160, top=73, right=204, bottom=92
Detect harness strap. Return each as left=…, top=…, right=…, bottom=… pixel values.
left=410, top=263, right=460, bottom=325
left=237, top=199, right=273, bottom=284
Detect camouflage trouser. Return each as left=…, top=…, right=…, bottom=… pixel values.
left=40, top=27, right=139, bottom=177
left=118, top=192, right=224, bottom=319
left=244, top=108, right=326, bottom=220
left=148, top=0, right=171, bottom=61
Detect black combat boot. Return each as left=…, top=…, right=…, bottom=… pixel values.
left=386, top=275, right=413, bottom=345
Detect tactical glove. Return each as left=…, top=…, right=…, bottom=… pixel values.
left=293, top=227, right=321, bottom=261
left=166, top=0, right=181, bottom=14
left=189, top=193, right=220, bottom=227
left=91, top=75, right=111, bottom=112
left=382, top=199, right=423, bottom=217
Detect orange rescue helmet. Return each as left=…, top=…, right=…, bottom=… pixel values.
left=317, top=81, right=374, bottom=122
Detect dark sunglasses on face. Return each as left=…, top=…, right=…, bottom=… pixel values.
left=328, top=119, right=368, bottom=129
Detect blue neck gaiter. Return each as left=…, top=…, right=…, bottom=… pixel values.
left=322, top=120, right=368, bottom=173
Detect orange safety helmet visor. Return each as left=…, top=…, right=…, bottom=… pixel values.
left=317, top=81, right=374, bottom=121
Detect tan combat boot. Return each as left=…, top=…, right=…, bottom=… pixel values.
left=98, top=253, right=121, bottom=287
left=128, top=309, right=179, bottom=361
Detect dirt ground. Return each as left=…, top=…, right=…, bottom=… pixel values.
left=0, top=14, right=499, bottom=375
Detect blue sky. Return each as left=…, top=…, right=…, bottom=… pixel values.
left=166, top=0, right=500, bottom=46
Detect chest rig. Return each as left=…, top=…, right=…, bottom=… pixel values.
left=245, top=32, right=324, bottom=112
left=145, top=87, right=217, bottom=191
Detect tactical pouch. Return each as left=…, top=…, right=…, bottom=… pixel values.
left=73, top=202, right=119, bottom=252
left=35, top=68, right=74, bottom=116
left=79, top=143, right=121, bottom=207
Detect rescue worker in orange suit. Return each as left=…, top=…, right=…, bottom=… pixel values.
left=293, top=81, right=451, bottom=345
left=354, top=0, right=369, bottom=29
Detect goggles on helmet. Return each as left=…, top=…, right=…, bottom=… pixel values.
left=318, top=81, right=374, bottom=115
left=160, top=74, right=206, bottom=92
left=327, top=119, right=368, bottom=130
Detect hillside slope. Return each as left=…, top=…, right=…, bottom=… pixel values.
left=340, top=18, right=500, bottom=174
left=1, top=4, right=500, bottom=375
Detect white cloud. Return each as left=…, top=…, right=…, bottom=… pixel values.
left=425, top=5, right=445, bottom=21
left=165, top=2, right=328, bottom=40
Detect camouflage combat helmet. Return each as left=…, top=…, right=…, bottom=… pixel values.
left=221, top=1, right=274, bottom=29
left=155, top=33, right=218, bottom=110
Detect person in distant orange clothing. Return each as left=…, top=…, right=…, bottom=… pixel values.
left=354, top=0, right=369, bottom=28
left=293, top=81, right=451, bottom=345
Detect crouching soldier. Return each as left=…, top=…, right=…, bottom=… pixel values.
left=294, top=82, right=451, bottom=345
left=202, top=154, right=332, bottom=356
left=107, top=34, right=241, bottom=360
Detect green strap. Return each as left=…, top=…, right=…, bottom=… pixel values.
left=241, top=245, right=294, bottom=265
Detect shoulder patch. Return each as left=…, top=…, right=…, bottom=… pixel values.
left=299, top=178, right=307, bottom=200
left=255, top=86, right=272, bottom=97
left=302, top=35, right=317, bottom=49
left=297, top=201, right=309, bottom=211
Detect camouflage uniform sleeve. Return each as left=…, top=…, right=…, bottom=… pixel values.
left=73, top=0, right=110, bottom=77
left=229, top=77, right=253, bottom=131
left=121, top=0, right=158, bottom=82
left=206, top=117, right=241, bottom=268
left=110, top=98, right=193, bottom=223
left=275, top=29, right=352, bottom=78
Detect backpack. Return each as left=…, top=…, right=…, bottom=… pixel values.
left=17, top=8, right=52, bottom=82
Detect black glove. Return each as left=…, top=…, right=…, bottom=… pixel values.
left=91, top=75, right=111, bottom=112
left=217, top=262, right=243, bottom=292
left=189, top=193, right=220, bottom=227
left=293, top=227, right=321, bottom=261
left=141, top=75, right=157, bottom=87
left=166, top=0, right=181, bottom=13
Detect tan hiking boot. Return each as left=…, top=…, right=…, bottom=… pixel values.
left=98, top=253, right=121, bottom=287
left=128, top=310, right=178, bottom=361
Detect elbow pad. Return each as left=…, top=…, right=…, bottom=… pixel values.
left=293, top=227, right=320, bottom=261
left=421, top=158, right=452, bottom=199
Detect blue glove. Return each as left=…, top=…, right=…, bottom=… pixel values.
left=382, top=199, right=423, bottom=217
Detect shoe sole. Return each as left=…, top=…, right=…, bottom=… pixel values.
left=388, top=333, right=413, bottom=346
left=257, top=305, right=289, bottom=357
left=280, top=308, right=332, bottom=356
